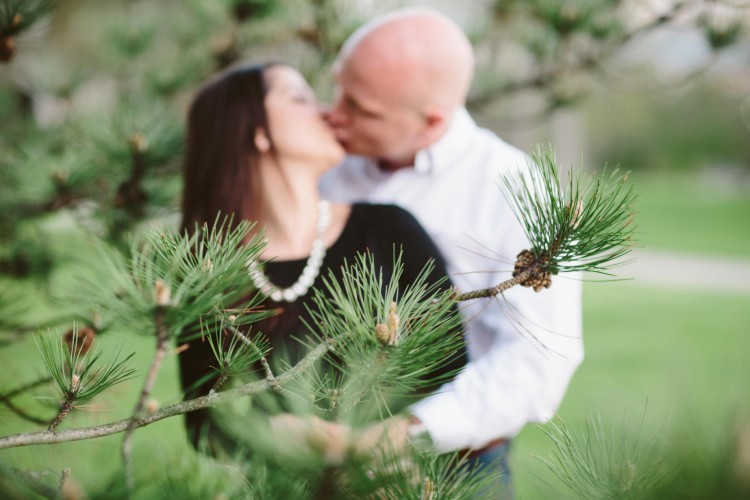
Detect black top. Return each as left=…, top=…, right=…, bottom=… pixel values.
left=178, top=203, right=465, bottom=448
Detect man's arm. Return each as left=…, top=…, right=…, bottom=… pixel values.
left=410, top=273, right=583, bottom=452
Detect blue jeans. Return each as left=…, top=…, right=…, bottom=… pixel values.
left=466, top=440, right=514, bottom=499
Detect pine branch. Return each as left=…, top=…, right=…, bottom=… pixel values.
left=453, top=144, right=637, bottom=302
left=69, top=216, right=269, bottom=340
left=307, top=252, right=464, bottom=401
left=451, top=272, right=527, bottom=302
left=536, top=410, right=670, bottom=498
left=206, top=319, right=270, bottom=395
left=338, top=447, right=501, bottom=498
left=34, top=326, right=137, bottom=431
left=260, top=357, right=284, bottom=394
left=0, top=343, right=329, bottom=450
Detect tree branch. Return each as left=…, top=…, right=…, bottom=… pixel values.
left=468, top=1, right=692, bottom=109
left=0, top=343, right=329, bottom=450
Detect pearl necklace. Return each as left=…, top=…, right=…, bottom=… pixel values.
left=248, top=200, right=331, bottom=303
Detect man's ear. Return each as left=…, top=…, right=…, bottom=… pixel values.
left=420, top=108, right=447, bottom=145
left=255, top=129, right=271, bottom=153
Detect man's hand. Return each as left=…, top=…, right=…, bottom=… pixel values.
left=268, top=414, right=417, bottom=465
left=350, top=415, right=412, bottom=459
left=269, top=413, right=352, bottom=465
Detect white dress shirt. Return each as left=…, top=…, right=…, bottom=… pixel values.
left=320, top=108, right=583, bottom=452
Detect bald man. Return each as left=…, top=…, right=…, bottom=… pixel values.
left=321, top=7, right=583, bottom=489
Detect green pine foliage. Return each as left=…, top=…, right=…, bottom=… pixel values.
left=67, top=216, right=270, bottom=339
left=537, top=411, right=671, bottom=498
left=35, top=325, right=136, bottom=429
left=308, top=252, right=464, bottom=400
left=503, top=144, right=638, bottom=276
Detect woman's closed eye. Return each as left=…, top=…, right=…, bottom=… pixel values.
left=290, top=86, right=316, bottom=104
left=292, top=93, right=309, bottom=104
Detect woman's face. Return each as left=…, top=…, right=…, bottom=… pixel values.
left=263, top=65, right=345, bottom=171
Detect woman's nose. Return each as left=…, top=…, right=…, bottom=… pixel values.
left=318, top=104, right=333, bottom=124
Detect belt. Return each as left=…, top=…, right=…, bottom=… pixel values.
left=457, top=437, right=508, bottom=460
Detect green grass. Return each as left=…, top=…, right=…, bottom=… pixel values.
left=628, top=170, right=750, bottom=257
left=512, top=282, right=750, bottom=498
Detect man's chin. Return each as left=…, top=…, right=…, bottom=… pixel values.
left=340, top=141, right=370, bottom=158
left=336, top=138, right=375, bottom=158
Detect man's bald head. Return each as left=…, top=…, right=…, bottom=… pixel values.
left=337, top=7, right=475, bottom=113
left=327, top=7, right=475, bottom=167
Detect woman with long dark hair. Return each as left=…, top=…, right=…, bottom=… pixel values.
left=178, top=62, right=464, bottom=454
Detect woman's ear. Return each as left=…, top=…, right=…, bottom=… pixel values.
left=255, top=129, right=271, bottom=153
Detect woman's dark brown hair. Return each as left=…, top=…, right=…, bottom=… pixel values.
left=180, top=61, right=282, bottom=235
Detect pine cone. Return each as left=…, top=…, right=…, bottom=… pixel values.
left=513, top=249, right=552, bottom=292
left=63, top=326, right=96, bottom=356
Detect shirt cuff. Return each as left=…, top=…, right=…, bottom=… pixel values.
left=410, top=388, right=482, bottom=453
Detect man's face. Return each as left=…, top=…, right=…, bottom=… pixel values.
left=326, top=56, right=428, bottom=166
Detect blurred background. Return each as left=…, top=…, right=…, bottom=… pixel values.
left=1, top=0, right=749, bottom=497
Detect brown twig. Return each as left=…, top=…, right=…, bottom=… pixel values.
left=209, top=371, right=228, bottom=395
left=122, top=306, right=170, bottom=492
left=451, top=272, right=529, bottom=302
left=47, top=399, right=75, bottom=431
left=451, top=248, right=555, bottom=301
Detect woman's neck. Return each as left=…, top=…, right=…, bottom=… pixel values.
left=254, top=158, right=351, bottom=261
left=259, top=185, right=320, bottom=261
